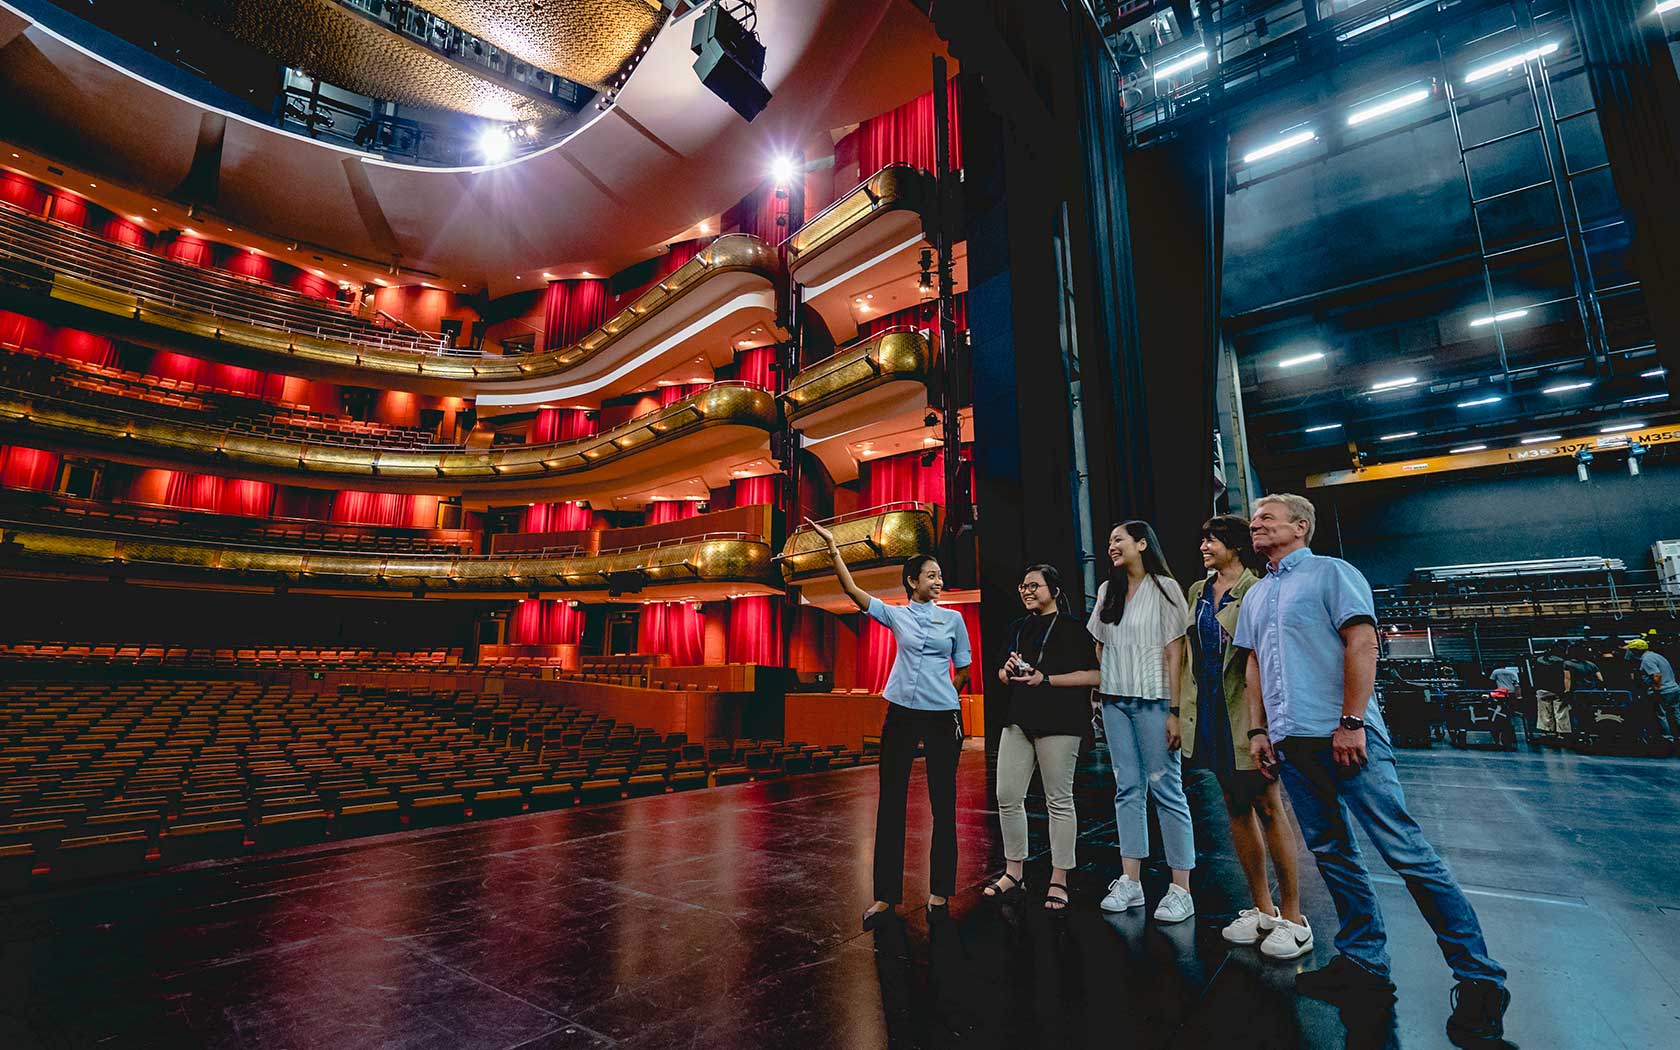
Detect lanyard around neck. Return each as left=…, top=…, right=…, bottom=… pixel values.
left=1013, top=612, right=1057, bottom=669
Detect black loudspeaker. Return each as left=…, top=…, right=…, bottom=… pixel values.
left=606, top=571, right=645, bottom=597
left=690, top=6, right=771, bottom=121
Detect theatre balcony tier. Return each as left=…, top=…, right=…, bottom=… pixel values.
left=778, top=502, right=939, bottom=612
left=0, top=382, right=779, bottom=501
left=781, top=330, right=932, bottom=436
left=0, top=206, right=782, bottom=398
left=785, top=165, right=964, bottom=343
left=0, top=520, right=780, bottom=601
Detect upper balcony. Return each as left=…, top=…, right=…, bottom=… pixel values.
left=0, top=518, right=779, bottom=602
left=0, top=381, right=779, bottom=502
left=0, top=204, right=783, bottom=398
left=786, top=165, right=965, bottom=344
left=777, top=502, right=940, bottom=612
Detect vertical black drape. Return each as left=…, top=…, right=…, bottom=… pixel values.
left=1121, top=125, right=1229, bottom=579
left=1569, top=0, right=1680, bottom=375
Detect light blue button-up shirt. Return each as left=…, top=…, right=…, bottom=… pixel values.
left=868, top=597, right=971, bottom=711
left=1232, top=547, right=1386, bottom=740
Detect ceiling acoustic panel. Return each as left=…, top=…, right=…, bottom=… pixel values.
left=178, top=0, right=563, bottom=121
left=420, top=0, right=662, bottom=90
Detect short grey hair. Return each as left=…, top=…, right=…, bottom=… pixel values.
left=1256, top=492, right=1317, bottom=544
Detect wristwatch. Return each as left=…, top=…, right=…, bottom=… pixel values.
left=1339, top=714, right=1366, bottom=731
left=1247, top=728, right=1270, bottom=739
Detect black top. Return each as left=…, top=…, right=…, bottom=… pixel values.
left=998, top=612, right=1101, bottom=739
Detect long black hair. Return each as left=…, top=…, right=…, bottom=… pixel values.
left=1098, top=520, right=1175, bottom=625
left=1201, top=513, right=1263, bottom=573
left=1021, top=563, right=1073, bottom=616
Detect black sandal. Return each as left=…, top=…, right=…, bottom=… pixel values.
left=1044, top=881, right=1069, bottom=911
left=982, top=872, right=1023, bottom=899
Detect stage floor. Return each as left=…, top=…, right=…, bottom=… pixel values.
left=2, top=740, right=1677, bottom=1049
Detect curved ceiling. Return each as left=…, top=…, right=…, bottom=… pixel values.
left=0, top=0, right=947, bottom=296
left=422, top=0, right=661, bottom=90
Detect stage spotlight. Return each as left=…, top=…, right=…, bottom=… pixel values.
left=690, top=1, right=771, bottom=121
left=770, top=154, right=797, bottom=186
left=478, top=128, right=511, bottom=163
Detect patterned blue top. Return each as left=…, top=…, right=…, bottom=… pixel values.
left=867, top=597, right=972, bottom=711
left=1193, top=583, right=1236, bottom=771
left=1232, top=547, right=1386, bottom=740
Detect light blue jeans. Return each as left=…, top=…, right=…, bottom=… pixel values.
left=1100, top=695, right=1195, bottom=870
left=1277, top=724, right=1506, bottom=985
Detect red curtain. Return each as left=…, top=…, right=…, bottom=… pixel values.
left=45, top=192, right=88, bottom=229
left=0, top=445, right=60, bottom=491
left=292, top=271, right=340, bottom=301
left=861, top=616, right=896, bottom=693
left=958, top=604, right=982, bottom=682
left=735, top=347, right=778, bottom=391
left=542, top=279, right=611, bottom=351
left=856, top=76, right=963, bottom=177
left=509, top=599, right=584, bottom=645
left=0, top=172, right=48, bottom=214
left=223, top=249, right=275, bottom=284
left=522, top=500, right=593, bottom=533
left=647, top=500, right=700, bottom=525
left=166, top=235, right=213, bottom=268
left=331, top=491, right=439, bottom=528
left=722, top=181, right=789, bottom=244
left=639, top=602, right=704, bottom=664
left=156, top=471, right=274, bottom=517
left=858, top=292, right=968, bottom=339
left=531, top=408, right=598, bottom=444
left=732, top=474, right=778, bottom=509
left=47, top=326, right=116, bottom=367
left=611, top=240, right=708, bottom=312
left=657, top=382, right=709, bottom=407
left=862, top=450, right=945, bottom=508
left=146, top=351, right=288, bottom=400
left=727, top=596, right=783, bottom=665
left=0, top=309, right=50, bottom=351
left=100, top=216, right=151, bottom=249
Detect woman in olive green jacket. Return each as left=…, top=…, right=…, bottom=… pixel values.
left=1178, top=514, right=1311, bottom=959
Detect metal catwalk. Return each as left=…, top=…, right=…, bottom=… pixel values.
left=1, top=741, right=1675, bottom=1049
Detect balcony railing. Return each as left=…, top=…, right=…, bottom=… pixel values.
left=781, top=329, right=932, bottom=423
left=786, top=164, right=932, bottom=265
left=0, top=381, right=778, bottom=487
left=777, top=501, right=940, bottom=582
left=1374, top=570, right=1680, bottom=622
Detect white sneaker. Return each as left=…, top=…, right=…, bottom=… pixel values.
left=1153, top=884, right=1196, bottom=924
left=1221, top=906, right=1279, bottom=945
left=1100, top=875, right=1145, bottom=912
left=1260, top=915, right=1314, bottom=960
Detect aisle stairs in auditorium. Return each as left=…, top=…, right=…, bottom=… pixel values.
left=0, top=680, right=876, bottom=893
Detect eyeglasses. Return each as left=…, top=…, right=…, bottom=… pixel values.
left=1017, top=582, right=1045, bottom=593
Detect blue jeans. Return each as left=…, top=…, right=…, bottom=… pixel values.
left=1277, top=724, right=1505, bottom=986
left=1100, top=695, right=1195, bottom=870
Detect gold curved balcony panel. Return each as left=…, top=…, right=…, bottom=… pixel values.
left=788, top=165, right=933, bottom=286
left=781, top=330, right=932, bottom=434
left=779, top=504, right=940, bottom=584
left=0, top=383, right=779, bottom=494
left=4, top=227, right=781, bottom=396
left=0, top=522, right=780, bottom=597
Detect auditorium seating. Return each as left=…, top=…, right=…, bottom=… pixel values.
left=0, top=203, right=448, bottom=355
left=0, top=644, right=462, bottom=670
left=0, top=349, right=458, bottom=450
left=0, top=679, right=872, bottom=890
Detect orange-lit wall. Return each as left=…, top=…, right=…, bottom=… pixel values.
left=371, top=285, right=480, bottom=336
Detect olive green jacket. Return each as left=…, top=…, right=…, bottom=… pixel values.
left=1177, top=570, right=1260, bottom=770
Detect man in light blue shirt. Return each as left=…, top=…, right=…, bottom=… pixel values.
left=1625, top=638, right=1680, bottom=741
left=1236, top=494, right=1508, bottom=1046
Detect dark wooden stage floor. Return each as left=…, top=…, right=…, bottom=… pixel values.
left=2, top=739, right=1677, bottom=1049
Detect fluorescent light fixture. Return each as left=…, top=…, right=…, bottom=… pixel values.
left=1542, top=380, right=1592, bottom=394
left=1369, top=376, right=1420, bottom=392
left=1521, top=434, right=1563, bottom=444
left=1641, top=367, right=1666, bottom=378
left=1624, top=393, right=1669, bottom=404
left=1456, top=395, right=1503, bottom=408
left=1380, top=431, right=1419, bottom=441
left=1153, top=49, right=1208, bottom=80
left=1243, top=129, right=1318, bottom=164
left=1337, top=0, right=1429, bottom=41
left=1465, top=42, right=1561, bottom=85
left=1470, top=308, right=1530, bottom=328
left=1347, top=88, right=1431, bottom=127
left=1450, top=444, right=1488, bottom=453
left=1601, top=422, right=1646, bottom=434
left=1657, top=1, right=1680, bottom=14
left=1278, top=351, right=1326, bottom=368
left=1305, top=423, right=1343, bottom=433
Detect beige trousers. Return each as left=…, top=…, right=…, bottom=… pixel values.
left=996, top=726, right=1083, bottom=871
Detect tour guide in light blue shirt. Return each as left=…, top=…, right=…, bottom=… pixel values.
left=805, top=518, right=971, bottom=929
left=1234, top=494, right=1510, bottom=1046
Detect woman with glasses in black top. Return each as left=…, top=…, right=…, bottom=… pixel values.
left=982, top=564, right=1101, bottom=911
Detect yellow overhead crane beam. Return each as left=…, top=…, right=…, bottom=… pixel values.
left=1307, top=423, right=1680, bottom=487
